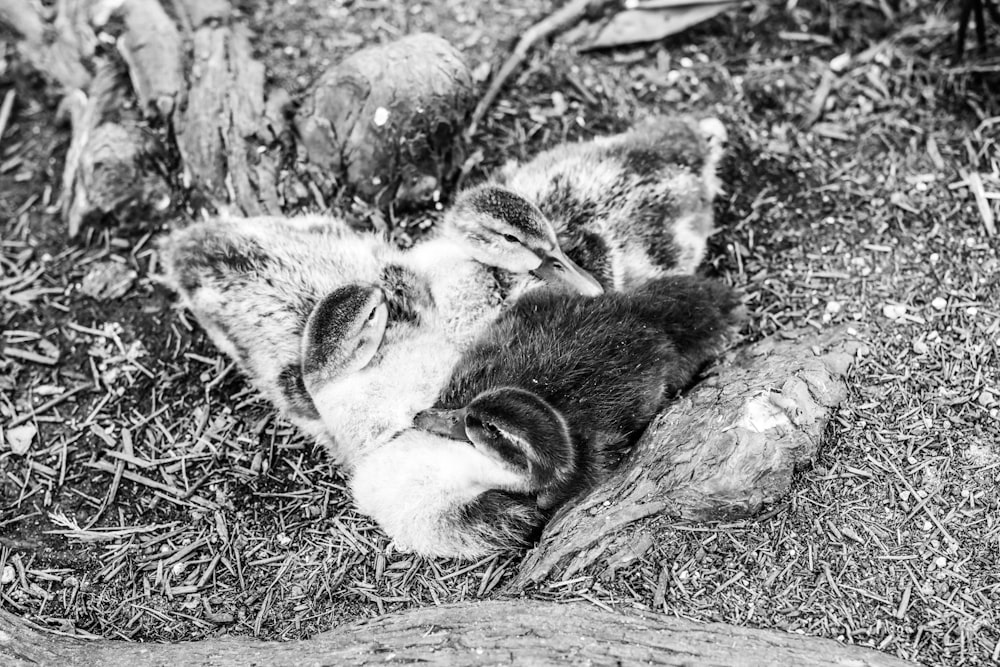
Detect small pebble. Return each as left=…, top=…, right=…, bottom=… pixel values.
left=912, top=339, right=928, bottom=354
left=829, top=52, right=851, bottom=73
left=4, top=424, right=36, bottom=455
left=372, top=106, right=390, bottom=127
left=825, top=300, right=841, bottom=314
left=931, top=297, right=946, bottom=310
left=935, top=556, right=947, bottom=568
left=882, top=303, right=907, bottom=320
left=1, top=565, right=15, bottom=585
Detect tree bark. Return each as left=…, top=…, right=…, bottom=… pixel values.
left=514, top=325, right=860, bottom=587
left=0, top=600, right=914, bottom=667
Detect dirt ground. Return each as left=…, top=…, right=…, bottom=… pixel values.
left=2, top=1, right=999, bottom=665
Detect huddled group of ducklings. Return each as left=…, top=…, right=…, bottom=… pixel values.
left=159, top=115, right=742, bottom=558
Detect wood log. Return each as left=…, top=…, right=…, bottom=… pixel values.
left=0, top=600, right=915, bottom=667
left=168, top=0, right=286, bottom=216
left=295, top=33, right=476, bottom=208
left=116, top=0, right=184, bottom=117
left=4, top=1, right=476, bottom=230
left=513, top=325, right=861, bottom=587
left=0, top=0, right=93, bottom=90
left=58, top=58, right=172, bottom=236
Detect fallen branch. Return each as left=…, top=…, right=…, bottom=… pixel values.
left=0, top=600, right=915, bottom=666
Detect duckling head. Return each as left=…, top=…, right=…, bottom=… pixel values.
left=414, top=387, right=577, bottom=510
left=445, top=184, right=604, bottom=296
left=301, top=284, right=389, bottom=394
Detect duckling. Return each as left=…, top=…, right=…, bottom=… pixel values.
left=300, top=283, right=460, bottom=465
left=427, top=183, right=605, bottom=299
left=350, top=275, right=742, bottom=558
left=159, top=195, right=604, bottom=454
left=159, top=215, right=399, bottom=447
left=488, top=115, right=728, bottom=291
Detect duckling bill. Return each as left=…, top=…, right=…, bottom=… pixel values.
left=440, top=184, right=604, bottom=297
left=351, top=275, right=743, bottom=558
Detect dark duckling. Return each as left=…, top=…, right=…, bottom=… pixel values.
left=350, top=275, right=742, bottom=558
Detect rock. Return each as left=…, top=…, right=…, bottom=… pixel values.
left=882, top=303, right=907, bottom=320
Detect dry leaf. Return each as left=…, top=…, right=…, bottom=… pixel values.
left=586, top=2, right=737, bottom=50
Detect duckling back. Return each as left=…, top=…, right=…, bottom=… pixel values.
left=498, top=116, right=726, bottom=291
left=159, top=215, right=400, bottom=445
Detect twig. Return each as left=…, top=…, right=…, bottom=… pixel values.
left=804, top=69, right=835, bottom=127
left=963, top=170, right=996, bottom=237
left=7, top=385, right=89, bottom=428
left=0, top=89, right=15, bottom=147
left=465, top=0, right=618, bottom=139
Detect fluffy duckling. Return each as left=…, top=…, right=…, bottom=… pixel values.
left=488, top=115, right=727, bottom=291
left=159, top=215, right=400, bottom=447
left=300, top=283, right=460, bottom=465
left=350, top=275, right=742, bottom=558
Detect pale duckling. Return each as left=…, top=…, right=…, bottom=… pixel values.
left=491, top=115, right=728, bottom=291
left=300, top=283, right=460, bottom=466
left=351, top=275, right=743, bottom=558
left=159, top=215, right=400, bottom=447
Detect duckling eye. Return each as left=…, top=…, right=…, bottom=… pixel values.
left=502, top=233, right=520, bottom=244
left=468, top=415, right=500, bottom=439
left=550, top=260, right=564, bottom=271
